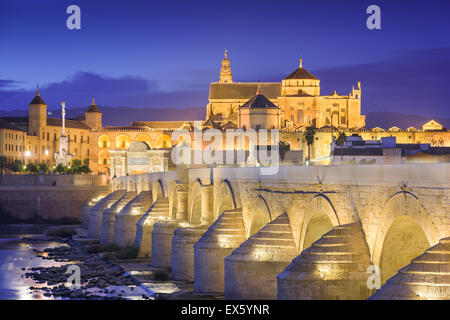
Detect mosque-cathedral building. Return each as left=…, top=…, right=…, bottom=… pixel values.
left=0, top=51, right=448, bottom=175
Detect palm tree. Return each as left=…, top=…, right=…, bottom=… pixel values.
left=336, top=131, right=347, bottom=160
left=304, top=126, right=316, bottom=165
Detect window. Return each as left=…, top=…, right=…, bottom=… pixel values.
left=87, top=136, right=90, bottom=144
left=103, top=141, right=107, bottom=148
left=81, top=136, right=84, bottom=143
left=103, top=158, right=107, bottom=165
left=47, top=132, right=49, bottom=140
left=290, top=115, right=294, bottom=122
left=341, top=116, right=346, bottom=124
left=42, top=132, right=45, bottom=139
left=74, top=135, right=77, bottom=143
left=54, top=133, right=57, bottom=141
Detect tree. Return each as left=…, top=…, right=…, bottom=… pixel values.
left=53, top=164, right=68, bottom=174
left=0, top=156, right=7, bottom=184
left=278, top=141, right=291, bottom=161
left=336, top=131, right=347, bottom=160
left=26, top=163, right=39, bottom=174
left=8, top=160, right=24, bottom=173
left=304, top=126, right=316, bottom=166
left=39, top=163, right=49, bottom=174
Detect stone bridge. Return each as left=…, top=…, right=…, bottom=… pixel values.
left=82, top=163, right=450, bottom=300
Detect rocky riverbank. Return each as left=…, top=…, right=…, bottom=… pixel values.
left=4, top=234, right=154, bottom=300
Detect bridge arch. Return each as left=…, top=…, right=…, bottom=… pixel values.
left=215, top=179, right=237, bottom=219
left=298, top=193, right=340, bottom=253
left=248, top=195, right=272, bottom=237
left=372, top=191, right=439, bottom=284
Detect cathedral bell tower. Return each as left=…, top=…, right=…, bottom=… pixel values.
left=28, top=85, right=47, bottom=136
left=219, top=49, right=233, bottom=83
left=85, top=96, right=102, bottom=130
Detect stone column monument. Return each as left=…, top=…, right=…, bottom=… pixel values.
left=54, top=101, right=73, bottom=166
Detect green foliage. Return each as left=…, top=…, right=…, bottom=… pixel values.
left=278, top=140, right=291, bottom=161
left=53, top=164, right=68, bottom=174
left=26, top=163, right=39, bottom=173
left=66, top=159, right=91, bottom=174
left=336, top=131, right=347, bottom=160
left=39, top=163, right=49, bottom=173
left=45, top=226, right=77, bottom=237
left=116, top=245, right=139, bottom=259
left=304, top=126, right=316, bottom=165
left=8, top=160, right=25, bottom=173
left=86, top=243, right=121, bottom=254
left=304, top=126, right=316, bottom=146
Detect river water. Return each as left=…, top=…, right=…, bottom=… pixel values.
left=0, top=237, right=67, bottom=299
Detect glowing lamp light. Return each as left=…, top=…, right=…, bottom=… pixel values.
left=45, top=149, right=49, bottom=156
left=25, top=151, right=31, bottom=157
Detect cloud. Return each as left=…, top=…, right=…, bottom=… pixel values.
left=1, top=48, right=449, bottom=119
left=0, top=72, right=208, bottom=110
left=311, top=47, right=450, bottom=118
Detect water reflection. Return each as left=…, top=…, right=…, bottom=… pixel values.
left=0, top=238, right=67, bottom=300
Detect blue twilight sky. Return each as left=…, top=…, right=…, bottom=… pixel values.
left=0, top=0, right=450, bottom=118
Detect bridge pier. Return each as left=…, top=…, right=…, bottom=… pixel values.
left=277, top=222, right=372, bottom=300
left=172, top=184, right=214, bottom=281
left=87, top=190, right=126, bottom=239
left=151, top=183, right=189, bottom=268
left=370, top=237, right=450, bottom=300
left=225, top=213, right=297, bottom=299
left=134, top=198, right=169, bottom=258
left=82, top=195, right=104, bottom=229
left=172, top=226, right=208, bottom=281
left=100, top=191, right=137, bottom=245
left=194, top=209, right=246, bottom=294
left=113, top=191, right=153, bottom=247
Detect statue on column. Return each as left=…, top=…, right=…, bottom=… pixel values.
left=54, top=101, right=73, bottom=166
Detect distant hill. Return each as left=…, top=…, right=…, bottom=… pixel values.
left=0, top=107, right=448, bottom=129
left=0, top=106, right=206, bottom=126
left=365, top=112, right=450, bottom=130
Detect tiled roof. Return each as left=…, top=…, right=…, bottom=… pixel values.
left=283, top=67, right=318, bottom=80
left=86, top=104, right=101, bottom=113
left=47, top=118, right=91, bottom=130
left=131, top=121, right=187, bottom=129
left=30, top=95, right=46, bottom=105
left=0, top=118, right=26, bottom=132
left=209, top=82, right=281, bottom=100
left=240, top=94, right=280, bottom=110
